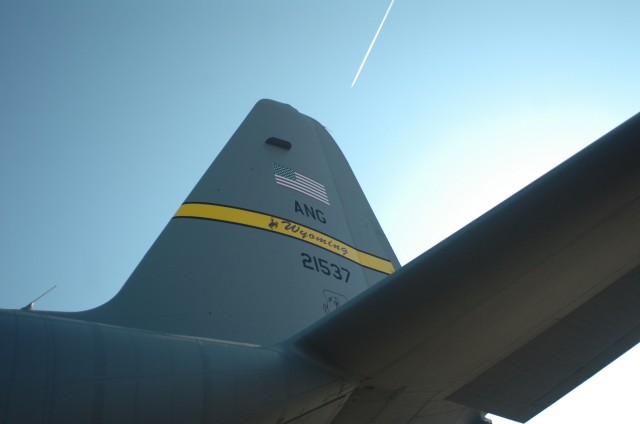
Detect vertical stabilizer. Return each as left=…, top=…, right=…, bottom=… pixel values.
left=72, top=100, right=399, bottom=344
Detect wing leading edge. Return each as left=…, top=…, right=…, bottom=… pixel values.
left=291, top=112, right=640, bottom=422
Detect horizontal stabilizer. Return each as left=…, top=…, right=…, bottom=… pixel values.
left=448, top=265, right=640, bottom=421
left=292, top=112, right=640, bottom=422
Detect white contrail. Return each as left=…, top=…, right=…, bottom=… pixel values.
left=351, top=0, right=396, bottom=88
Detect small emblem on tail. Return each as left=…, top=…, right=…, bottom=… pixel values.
left=322, top=289, right=348, bottom=314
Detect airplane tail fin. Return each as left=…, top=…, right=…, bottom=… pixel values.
left=68, top=100, right=399, bottom=344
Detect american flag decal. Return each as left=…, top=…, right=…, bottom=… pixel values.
left=273, top=163, right=330, bottom=205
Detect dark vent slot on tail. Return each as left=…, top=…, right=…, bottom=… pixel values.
left=266, top=137, right=292, bottom=150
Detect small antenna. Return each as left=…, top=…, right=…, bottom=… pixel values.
left=21, top=285, right=57, bottom=311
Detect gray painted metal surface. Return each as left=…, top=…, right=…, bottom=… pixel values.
left=0, top=309, right=352, bottom=423
left=294, top=108, right=640, bottom=422
left=59, top=99, right=400, bottom=346
left=2, top=100, right=639, bottom=424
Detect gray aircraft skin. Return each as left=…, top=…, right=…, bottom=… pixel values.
left=2, top=100, right=640, bottom=424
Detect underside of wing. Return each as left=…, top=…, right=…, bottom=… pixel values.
left=291, top=112, right=640, bottom=422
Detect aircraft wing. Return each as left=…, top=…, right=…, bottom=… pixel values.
left=292, top=112, right=640, bottom=423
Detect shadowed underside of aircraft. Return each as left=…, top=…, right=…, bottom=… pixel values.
left=1, top=100, right=640, bottom=423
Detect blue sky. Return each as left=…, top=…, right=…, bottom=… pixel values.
left=1, top=1, right=639, bottom=423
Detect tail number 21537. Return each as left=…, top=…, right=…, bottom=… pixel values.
left=301, top=253, right=351, bottom=282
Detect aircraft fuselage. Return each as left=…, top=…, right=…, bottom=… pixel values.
left=0, top=310, right=352, bottom=423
